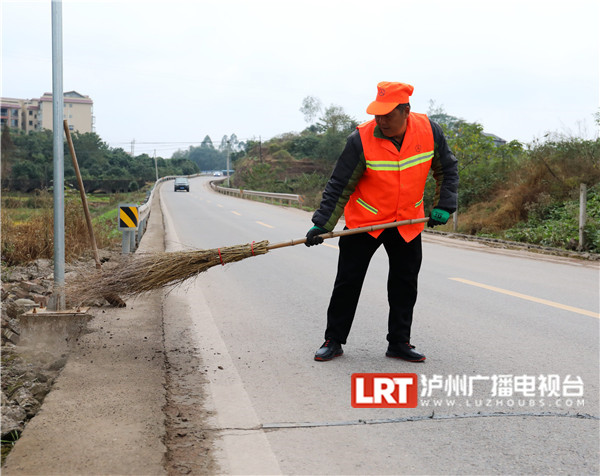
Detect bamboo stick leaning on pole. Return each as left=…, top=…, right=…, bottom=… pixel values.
left=63, top=120, right=126, bottom=307
left=68, top=217, right=430, bottom=303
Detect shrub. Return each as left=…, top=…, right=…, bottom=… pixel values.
left=272, top=149, right=293, bottom=161
left=503, top=183, right=599, bottom=252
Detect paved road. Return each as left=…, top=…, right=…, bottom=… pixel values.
left=161, top=177, right=599, bottom=475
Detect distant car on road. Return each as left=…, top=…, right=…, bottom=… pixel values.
left=174, top=177, right=189, bottom=192
left=213, top=171, right=222, bottom=176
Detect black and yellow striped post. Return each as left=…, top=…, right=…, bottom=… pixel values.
left=119, top=204, right=139, bottom=254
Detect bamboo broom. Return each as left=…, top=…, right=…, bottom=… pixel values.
left=68, top=217, right=429, bottom=303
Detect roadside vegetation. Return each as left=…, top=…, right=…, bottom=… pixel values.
left=1, top=188, right=149, bottom=266
left=1, top=102, right=598, bottom=267
left=0, top=126, right=199, bottom=193
left=229, top=99, right=600, bottom=254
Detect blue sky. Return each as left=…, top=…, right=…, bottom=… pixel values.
left=2, top=0, right=599, bottom=157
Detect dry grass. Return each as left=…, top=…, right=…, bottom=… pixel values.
left=458, top=139, right=600, bottom=235
left=67, top=241, right=270, bottom=303
left=1, top=198, right=116, bottom=266
left=2, top=207, right=54, bottom=266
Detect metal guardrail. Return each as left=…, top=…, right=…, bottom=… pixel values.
left=122, top=173, right=203, bottom=254
left=132, top=176, right=599, bottom=261
left=127, top=174, right=302, bottom=253
left=210, top=179, right=304, bottom=206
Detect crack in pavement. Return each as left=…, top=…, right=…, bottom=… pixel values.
left=204, top=411, right=599, bottom=432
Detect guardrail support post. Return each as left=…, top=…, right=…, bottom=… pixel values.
left=122, top=230, right=131, bottom=254
left=130, top=227, right=136, bottom=251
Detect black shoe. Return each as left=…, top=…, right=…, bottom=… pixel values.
left=386, top=342, right=426, bottom=362
left=314, top=339, right=343, bottom=361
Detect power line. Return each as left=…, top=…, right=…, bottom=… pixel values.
left=108, top=137, right=269, bottom=145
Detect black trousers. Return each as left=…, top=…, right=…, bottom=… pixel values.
left=325, top=227, right=422, bottom=345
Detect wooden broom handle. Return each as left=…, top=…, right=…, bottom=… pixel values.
left=267, top=217, right=430, bottom=250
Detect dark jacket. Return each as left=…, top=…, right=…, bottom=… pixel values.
left=312, top=119, right=459, bottom=231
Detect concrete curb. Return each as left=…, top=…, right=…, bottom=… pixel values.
left=424, top=229, right=600, bottom=261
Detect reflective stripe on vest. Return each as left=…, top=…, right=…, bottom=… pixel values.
left=357, top=198, right=378, bottom=214
left=345, top=113, right=434, bottom=241
left=366, top=150, right=434, bottom=172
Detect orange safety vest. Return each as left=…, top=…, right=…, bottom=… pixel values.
left=345, top=113, right=434, bottom=241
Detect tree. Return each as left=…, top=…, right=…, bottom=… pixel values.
left=189, top=143, right=225, bottom=171
left=219, top=135, right=229, bottom=152
left=201, top=135, right=214, bottom=149
left=229, top=133, right=240, bottom=152
left=12, top=161, right=43, bottom=181
left=71, top=132, right=109, bottom=175
left=289, top=134, right=320, bottom=158
left=0, top=129, right=202, bottom=190
left=1, top=124, right=15, bottom=178
left=423, top=103, right=525, bottom=209
left=318, top=129, right=347, bottom=162
left=317, top=105, right=357, bottom=134
left=171, top=148, right=189, bottom=159
left=300, top=96, right=322, bottom=124
left=427, top=100, right=463, bottom=130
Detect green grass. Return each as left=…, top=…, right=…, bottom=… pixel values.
left=502, top=184, right=600, bottom=252
left=2, top=431, right=21, bottom=466
left=2, top=189, right=148, bottom=216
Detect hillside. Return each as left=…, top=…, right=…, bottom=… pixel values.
left=231, top=130, right=600, bottom=254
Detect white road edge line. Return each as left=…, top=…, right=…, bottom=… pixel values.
left=160, top=186, right=282, bottom=475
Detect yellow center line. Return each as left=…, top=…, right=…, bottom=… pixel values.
left=231, top=211, right=241, bottom=216
left=256, top=221, right=274, bottom=228
left=450, top=278, right=599, bottom=319
left=217, top=204, right=223, bottom=208
left=323, top=243, right=339, bottom=250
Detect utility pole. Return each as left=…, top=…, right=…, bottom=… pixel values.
left=153, top=149, right=158, bottom=182
left=51, top=0, right=65, bottom=310
left=579, top=183, right=587, bottom=251
left=259, top=135, right=262, bottom=163
left=131, top=138, right=135, bottom=157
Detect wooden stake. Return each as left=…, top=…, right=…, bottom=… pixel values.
left=63, top=120, right=126, bottom=308
left=63, top=120, right=101, bottom=269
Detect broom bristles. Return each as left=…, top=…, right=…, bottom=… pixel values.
left=68, top=240, right=270, bottom=303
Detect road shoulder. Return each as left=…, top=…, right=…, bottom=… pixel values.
left=3, top=190, right=167, bottom=475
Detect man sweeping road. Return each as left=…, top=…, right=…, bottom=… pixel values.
left=305, top=81, right=459, bottom=362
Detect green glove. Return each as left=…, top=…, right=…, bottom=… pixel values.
left=428, top=208, right=450, bottom=228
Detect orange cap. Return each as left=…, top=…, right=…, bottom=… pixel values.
left=366, top=82, right=414, bottom=115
